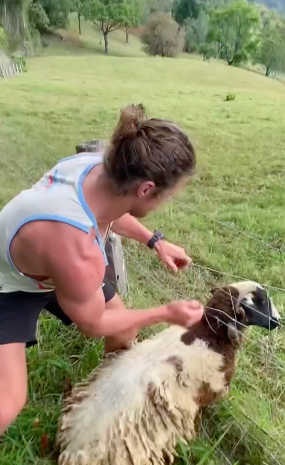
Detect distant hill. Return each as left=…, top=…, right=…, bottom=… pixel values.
left=256, top=0, right=285, bottom=13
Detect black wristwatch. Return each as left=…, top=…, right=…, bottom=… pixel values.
left=147, top=230, right=165, bottom=249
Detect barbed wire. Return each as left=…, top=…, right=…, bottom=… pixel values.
left=192, top=263, right=285, bottom=294
left=177, top=203, right=284, bottom=254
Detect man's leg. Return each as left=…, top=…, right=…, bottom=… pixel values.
left=104, top=290, right=138, bottom=354
left=0, top=291, right=53, bottom=435
left=0, top=343, right=27, bottom=435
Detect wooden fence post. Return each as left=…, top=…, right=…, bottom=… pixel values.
left=75, top=139, right=129, bottom=299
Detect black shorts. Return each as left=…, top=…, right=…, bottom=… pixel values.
left=0, top=278, right=115, bottom=347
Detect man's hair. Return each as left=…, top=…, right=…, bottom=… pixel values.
left=104, top=103, right=196, bottom=195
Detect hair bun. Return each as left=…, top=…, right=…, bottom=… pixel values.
left=116, top=103, right=146, bottom=139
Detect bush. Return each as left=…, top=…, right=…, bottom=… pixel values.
left=11, top=54, right=28, bottom=72
left=141, top=13, right=185, bottom=58
left=199, top=42, right=217, bottom=61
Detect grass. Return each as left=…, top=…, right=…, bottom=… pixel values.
left=0, top=22, right=285, bottom=465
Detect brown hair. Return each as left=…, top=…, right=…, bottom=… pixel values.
left=104, top=104, right=196, bottom=195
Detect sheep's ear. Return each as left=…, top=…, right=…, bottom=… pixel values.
left=227, top=323, right=244, bottom=348
left=210, top=287, right=218, bottom=295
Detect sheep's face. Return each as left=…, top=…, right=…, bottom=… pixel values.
left=230, top=281, right=280, bottom=331
left=206, top=281, right=280, bottom=347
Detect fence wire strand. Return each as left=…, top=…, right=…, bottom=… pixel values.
left=178, top=203, right=284, bottom=254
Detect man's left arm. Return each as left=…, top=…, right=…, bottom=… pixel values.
left=111, top=214, right=152, bottom=246
left=111, top=214, right=192, bottom=272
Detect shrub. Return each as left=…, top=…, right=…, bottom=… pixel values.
left=225, top=93, right=236, bottom=101
left=141, top=13, right=185, bottom=58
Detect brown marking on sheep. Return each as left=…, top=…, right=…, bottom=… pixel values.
left=166, top=355, right=183, bottom=373
left=180, top=286, right=247, bottom=393
left=194, top=381, right=225, bottom=407
left=181, top=286, right=247, bottom=354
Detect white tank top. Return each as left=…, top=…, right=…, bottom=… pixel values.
left=0, top=153, right=109, bottom=293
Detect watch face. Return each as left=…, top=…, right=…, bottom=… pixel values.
left=154, top=231, right=164, bottom=240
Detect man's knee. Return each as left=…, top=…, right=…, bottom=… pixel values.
left=0, top=389, right=27, bottom=435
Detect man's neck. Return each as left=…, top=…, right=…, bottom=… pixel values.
left=83, top=165, right=133, bottom=224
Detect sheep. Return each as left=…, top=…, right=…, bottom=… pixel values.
left=56, top=280, right=280, bottom=465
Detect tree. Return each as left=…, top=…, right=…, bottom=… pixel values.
left=141, top=12, right=185, bottom=57
left=29, top=1, right=50, bottom=33
left=72, top=0, right=87, bottom=34
left=255, top=27, right=285, bottom=76
left=172, top=0, right=202, bottom=26
left=184, top=9, right=210, bottom=52
left=38, top=0, right=71, bottom=29
left=123, top=0, right=144, bottom=44
left=209, top=0, right=260, bottom=65
left=84, top=0, right=139, bottom=55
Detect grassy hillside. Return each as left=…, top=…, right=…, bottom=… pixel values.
left=0, top=23, right=285, bottom=465
left=40, top=12, right=145, bottom=58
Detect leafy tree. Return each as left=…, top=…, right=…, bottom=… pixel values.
left=29, top=1, right=50, bottom=33
left=255, top=26, right=285, bottom=76
left=123, top=0, right=144, bottom=43
left=199, top=41, right=217, bottom=60
left=172, top=0, right=202, bottom=25
left=184, top=9, right=210, bottom=52
left=38, top=0, right=71, bottom=29
left=209, top=0, right=260, bottom=65
left=84, top=0, right=140, bottom=55
left=141, top=12, right=185, bottom=57
left=72, top=0, right=87, bottom=34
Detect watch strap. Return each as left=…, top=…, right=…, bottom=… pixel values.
left=147, top=230, right=165, bottom=249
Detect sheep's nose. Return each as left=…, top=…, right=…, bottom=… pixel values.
left=269, top=317, right=280, bottom=330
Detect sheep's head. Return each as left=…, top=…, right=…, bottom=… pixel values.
left=205, top=281, right=280, bottom=347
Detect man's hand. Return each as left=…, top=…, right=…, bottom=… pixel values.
left=166, top=300, right=204, bottom=327
left=154, top=240, right=192, bottom=272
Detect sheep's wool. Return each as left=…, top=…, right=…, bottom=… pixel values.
left=57, top=325, right=226, bottom=465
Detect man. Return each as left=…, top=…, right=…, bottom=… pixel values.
left=0, top=104, right=204, bottom=435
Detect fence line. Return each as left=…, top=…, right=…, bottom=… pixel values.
left=178, top=203, right=284, bottom=254
left=0, top=60, right=24, bottom=79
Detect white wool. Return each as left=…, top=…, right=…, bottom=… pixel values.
left=57, top=325, right=227, bottom=465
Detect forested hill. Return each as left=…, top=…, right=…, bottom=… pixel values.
left=257, top=0, right=285, bottom=13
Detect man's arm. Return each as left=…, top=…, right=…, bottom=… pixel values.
left=111, top=213, right=192, bottom=272
left=111, top=214, right=152, bottom=245
left=43, top=224, right=202, bottom=337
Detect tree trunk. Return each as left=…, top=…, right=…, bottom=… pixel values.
left=265, top=66, right=271, bottom=77
left=104, top=33, right=108, bottom=55
left=125, top=26, right=129, bottom=43
left=78, top=13, right=81, bottom=35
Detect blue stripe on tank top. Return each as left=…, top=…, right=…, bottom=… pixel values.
left=58, top=153, right=102, bottom=164
left=77, top=162, right=108, bottom=266
left=6, top=215, right=91, bottom=286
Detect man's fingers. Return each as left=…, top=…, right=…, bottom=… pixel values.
left=165, top=257, right=178, bottom=272
left=175, top=256, right=192, bottom=270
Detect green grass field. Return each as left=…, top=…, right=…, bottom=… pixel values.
left=0, top=21, right=285, bottom=465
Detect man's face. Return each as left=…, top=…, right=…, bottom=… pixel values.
left=129, top=176, right=190, bottom=218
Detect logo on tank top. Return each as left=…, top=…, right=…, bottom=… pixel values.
left=44, top=169, right=65, bottom=190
